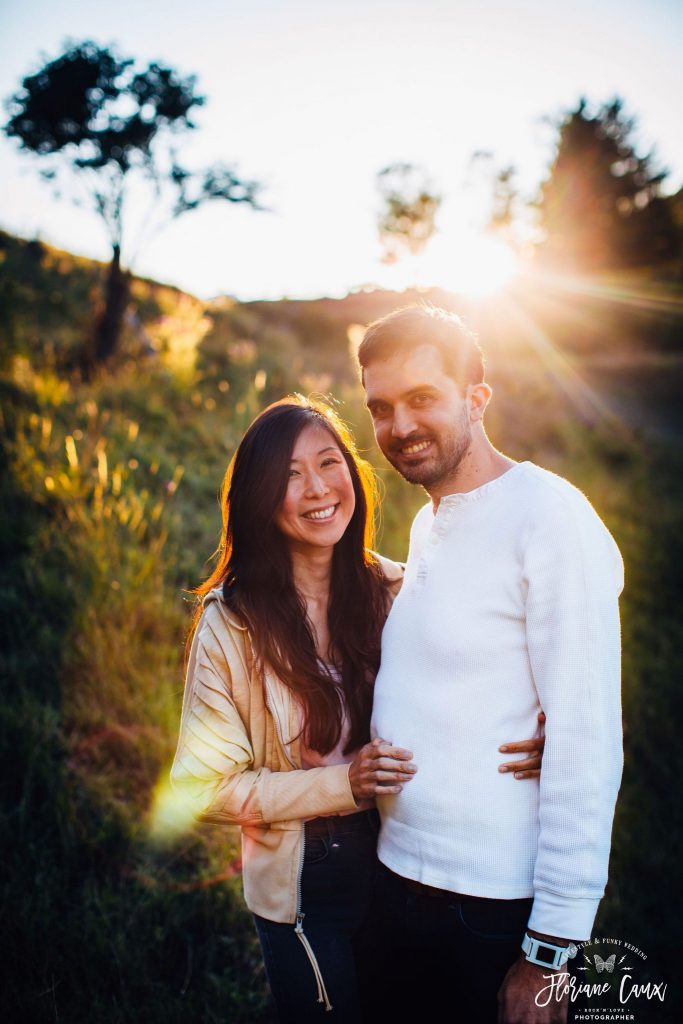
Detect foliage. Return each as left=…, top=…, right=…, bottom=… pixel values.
left=1, top=234, right=682, bottom=1021
left=3, top=40, right=262, bottom=362
left=376, top=162, right=442, bottom=265
left=536, top=98, right=681, bottom=273
left=467, top=151, right=520, bottom=243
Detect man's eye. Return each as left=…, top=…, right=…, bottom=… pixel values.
left=412, top=394, right=432, bottom=406
left=371, top=405, right=389, bottom=418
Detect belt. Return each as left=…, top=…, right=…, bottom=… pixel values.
left=304, top=808, right=378, bottom=837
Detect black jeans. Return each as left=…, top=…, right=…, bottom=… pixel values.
left=253, top=809, right=381, bottom=1024
left=376, top=862, right=534, bottom=1023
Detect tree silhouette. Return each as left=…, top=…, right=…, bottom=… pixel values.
left=536, top=98, right=680, bottom=273
left=376, top=163, right=441, bottom=266
left=4, top=40, right=262, bottom=364
left=467, top=151, right=520, bottom=243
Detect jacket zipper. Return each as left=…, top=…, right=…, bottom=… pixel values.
left=294, top=830, right=333, bottom=1011
left=263, top=669, right=333, bottom=1011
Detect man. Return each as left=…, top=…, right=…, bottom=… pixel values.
left=357, top=306, right=623, bottom=1023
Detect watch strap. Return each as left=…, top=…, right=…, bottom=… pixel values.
left=522, top=932, right=570, bottom=969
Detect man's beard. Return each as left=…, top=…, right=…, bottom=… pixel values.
left=386, top=412, right=472, bottom=489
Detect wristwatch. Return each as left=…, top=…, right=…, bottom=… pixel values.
left=521, top=932, right=571, bottom=969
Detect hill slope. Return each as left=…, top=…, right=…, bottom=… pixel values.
left=1, top=232, right=681, bottom=1022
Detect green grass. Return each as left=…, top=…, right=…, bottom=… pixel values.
left=1, top=232, right=681, bottom=1021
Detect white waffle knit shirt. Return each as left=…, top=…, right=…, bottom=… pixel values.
left=371, top=461, right=623, bottom=940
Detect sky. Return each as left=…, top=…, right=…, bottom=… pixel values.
left=0, top=0, right=681, bottom=300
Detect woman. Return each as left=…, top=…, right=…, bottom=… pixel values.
left=171, top=397, right=544, bottom=1022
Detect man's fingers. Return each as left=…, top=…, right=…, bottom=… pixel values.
left=513, top=769, right=540, bottom=780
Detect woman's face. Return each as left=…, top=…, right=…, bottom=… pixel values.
left=274, top=423, right=356, bottom=555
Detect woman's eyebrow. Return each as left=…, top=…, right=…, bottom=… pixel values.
left=290, top=446, right=338, bottom=462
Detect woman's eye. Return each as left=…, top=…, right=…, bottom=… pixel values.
left=322, top=458, right=341, bottom=468
left=288, top=469, right=299, bottom=478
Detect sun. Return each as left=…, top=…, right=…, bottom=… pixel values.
left=455, top=236, right=519, bottom=297
left=372, top=231, right=520, bottom=298
left=419, top=233, right=519, bottom=297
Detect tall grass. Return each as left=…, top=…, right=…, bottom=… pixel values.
left=1, top=358, right=273, bottom=1023
left=1, top=234, right=681, bottom=1020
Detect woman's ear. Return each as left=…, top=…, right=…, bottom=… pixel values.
left=467, top=382, right=492, bottom=422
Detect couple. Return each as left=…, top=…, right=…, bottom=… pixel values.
left=171, top=305, right=623, bottom=1023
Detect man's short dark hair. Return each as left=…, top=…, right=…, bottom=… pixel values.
left=357, top=305, right=485, bottom=389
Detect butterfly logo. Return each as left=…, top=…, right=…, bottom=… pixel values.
left=577, top=950, right=632, bottom=974
left=594, top=954, right=616, bottom=974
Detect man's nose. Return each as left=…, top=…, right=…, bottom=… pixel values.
left=391, top=406, right=418, bottom=438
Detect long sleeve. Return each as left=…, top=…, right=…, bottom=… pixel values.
left=170, top=607, right=357, bottom=827
left=523, top=494, right=624, bottom=939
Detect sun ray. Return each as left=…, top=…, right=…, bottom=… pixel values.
left=496, top=292, right=627, bottom=428
left=528, top=269, right=683, bottom=318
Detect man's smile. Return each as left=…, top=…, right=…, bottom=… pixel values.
left=396, top=439, right=433, bottom=458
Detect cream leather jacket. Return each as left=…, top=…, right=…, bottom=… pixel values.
left=170, top=554, right=404, bottom=924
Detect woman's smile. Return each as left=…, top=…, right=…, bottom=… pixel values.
left=301, top=502, right=340, bottom=521
left=275, top=423, right=356, bottom=550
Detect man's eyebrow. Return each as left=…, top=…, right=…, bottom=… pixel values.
left=290, top=446, right=338, bottom=462
left=405, top=384, right=440, bottom=395
left=367, top=384, right=440, bottom=406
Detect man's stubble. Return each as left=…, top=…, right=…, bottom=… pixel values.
left=385, top=406, right=472, bottom=491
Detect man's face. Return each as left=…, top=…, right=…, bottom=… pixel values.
left=363, top=344, right=472, bottom=492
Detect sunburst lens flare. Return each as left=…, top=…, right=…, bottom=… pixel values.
left=456, top=237, right=519, bottom=297
left=147, top=775, right=198, bottom=843
left=417, top=234, right=520, bottom=298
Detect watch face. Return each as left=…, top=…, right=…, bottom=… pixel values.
left=535, top=945, right=558, bottom=965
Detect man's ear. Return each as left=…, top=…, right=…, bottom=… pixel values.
left=466, top=382, right=492, bottom=422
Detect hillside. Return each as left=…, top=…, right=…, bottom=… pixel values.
left=1, top=232, right=682, bottom=1022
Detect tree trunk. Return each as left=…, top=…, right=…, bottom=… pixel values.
left=94, top=245, right=130, bottom=364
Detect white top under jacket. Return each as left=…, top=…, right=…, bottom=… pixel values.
left=371, top=461, right=624, bottom=940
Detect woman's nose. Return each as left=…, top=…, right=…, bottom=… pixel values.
left=305, top=472, right=329, bottom=497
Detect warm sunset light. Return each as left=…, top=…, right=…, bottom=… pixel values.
left=2, top=3, right=680, bottom=1018
left=406, top=232, right=520, bottom=297
left=450, top=235, right=519, bottom=297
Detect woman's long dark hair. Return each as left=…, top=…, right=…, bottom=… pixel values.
left=191, top=396, right=390, bottom=754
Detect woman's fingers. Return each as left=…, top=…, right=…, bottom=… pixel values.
left=499, top=755, right=541, bottom=773
left=371, top=738, right=414, bottom=761
left=499, top=737, right=544, bottom=753
left=496, top=720, right=545, bottom=781
left=511, top=769, right=540, bottom=780
left=351, top=739, right=417, bottom=797
left=375, top=756, right=416, bottom=774
left=374, top=769, right=414, bottom=783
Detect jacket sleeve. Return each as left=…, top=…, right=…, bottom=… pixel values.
left=170, top=607, right=358, bottom=826
left=523, top=495, right=624, bottom=940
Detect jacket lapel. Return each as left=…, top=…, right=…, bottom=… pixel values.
left=263, top=664, right=298, bottom=769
